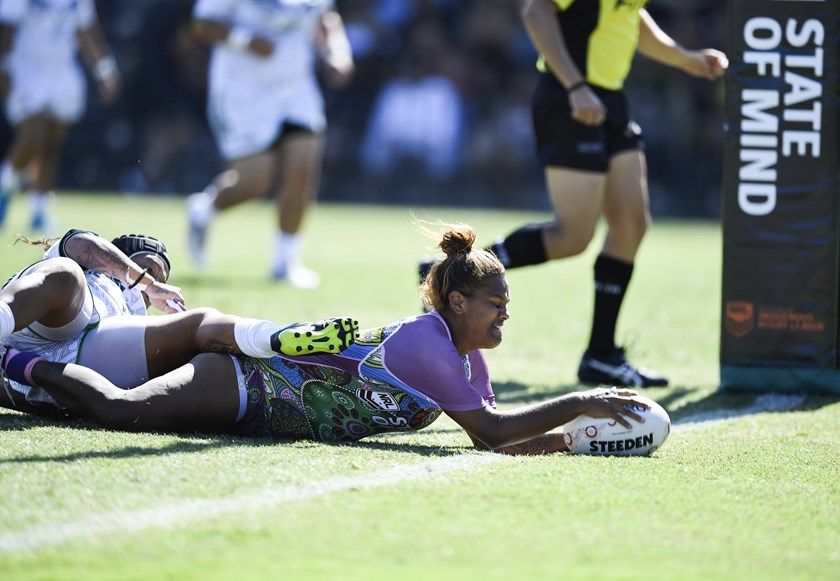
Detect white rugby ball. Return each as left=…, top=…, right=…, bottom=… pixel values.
left=562, top=396, right=671, bottom=456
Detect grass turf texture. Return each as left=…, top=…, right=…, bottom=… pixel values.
left=0, top=194, right=838, bottom=580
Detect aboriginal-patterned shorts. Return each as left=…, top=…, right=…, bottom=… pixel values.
left=226, top=355, right=442, bottom=443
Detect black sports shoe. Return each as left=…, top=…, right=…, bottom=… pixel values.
left=577, top=348, right=669, bottom=388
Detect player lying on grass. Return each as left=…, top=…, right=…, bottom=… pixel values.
left=1, top=224, right=647, bottom=454
left=0, top=229, right=358, bottom=416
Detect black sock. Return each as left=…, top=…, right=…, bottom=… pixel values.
left=586, top=254, right=634, bottom=356
left=486, top=223, right=548, bottom=269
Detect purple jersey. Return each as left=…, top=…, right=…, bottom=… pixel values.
left=283, top=311, right=495, bottom=412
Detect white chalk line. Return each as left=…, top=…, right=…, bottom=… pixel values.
left=0, top=393, right=806, bottom=554
left=0, top=452, right=507, bottom=555
left=674, top=393, right=805, bottom=431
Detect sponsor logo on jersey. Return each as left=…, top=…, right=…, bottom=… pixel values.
left=356, top=388, right=400, bottom=411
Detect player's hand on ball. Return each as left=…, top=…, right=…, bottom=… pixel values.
left=564, top=395, right=671, bottom=456
left=576, top=386, right=649, bottom=429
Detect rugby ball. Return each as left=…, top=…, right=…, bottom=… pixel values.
left=562, top=396, right=670, bottom=456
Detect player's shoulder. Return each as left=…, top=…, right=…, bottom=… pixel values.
left=392, top=312, right=464, bottom=368
left=399, top=311, right=451, bottom=339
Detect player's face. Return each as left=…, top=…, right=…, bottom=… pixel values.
left=134, top=254, right=169, bottom=284
left=454, top=274, right=510, bottom=353
left=133, top=254, right=170, bottom=309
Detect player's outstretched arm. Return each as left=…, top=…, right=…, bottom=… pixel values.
left=637, top=9, right=728, bottom=80
left=445, top=387, right=648, bottom=454
left=468, top=432, right=570, bottom=456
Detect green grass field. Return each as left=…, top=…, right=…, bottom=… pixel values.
left=0, top=194, right=837, bottom=580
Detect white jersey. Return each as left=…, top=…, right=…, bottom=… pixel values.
left=0, top=0, right=95, bottom=66
left=194, top=0, right=332, bottom=159
left=195, top=0, right=331, bottom=85
left=2, top=241, right=147, bottom=406
left=0, top=0, right=97, bottom=124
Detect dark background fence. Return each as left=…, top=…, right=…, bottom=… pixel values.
left=0, top=0, right=727, bottom=217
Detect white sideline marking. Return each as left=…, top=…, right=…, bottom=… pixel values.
left=0, top=393, right=806, bottom=554
left=674, top=393, right=805, bottom=431
left=0, top=452, right=507, bottom=554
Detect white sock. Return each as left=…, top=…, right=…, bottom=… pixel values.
left=27, top=190, right=51, bottom=214
left=0, top=302, right=15, bottom=341
left=0, top=161, right=21, bottom=193
left=190, top=189, right=218, bottom=227
left=233, top=318, right=283, bottom=358
left=273, top=232, right=301, bottom=272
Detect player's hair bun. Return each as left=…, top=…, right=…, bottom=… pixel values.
left=439, top=225, right=476, bottom=258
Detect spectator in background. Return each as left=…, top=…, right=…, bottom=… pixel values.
left=361, top=23, right=464, bottom=190
left=0, top=0, right=120, bottom=231
left=186, top=0, right=354, bottom=289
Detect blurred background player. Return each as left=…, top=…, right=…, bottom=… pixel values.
left=478, top=0, right=727, bottom=387
left=0, top=0, right=120, bottom=231
left=186, top=0, right=354, bottom=288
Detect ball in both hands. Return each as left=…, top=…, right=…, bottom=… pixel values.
left=562, top=396, right=671, bottom=456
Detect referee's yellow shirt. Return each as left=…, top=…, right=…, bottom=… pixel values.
left=536, top=0, right=646, bottom=90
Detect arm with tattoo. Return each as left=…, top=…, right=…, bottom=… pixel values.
left=60, top=231, right=185, bottom=313
left=469, top=432, right=569, bottom=456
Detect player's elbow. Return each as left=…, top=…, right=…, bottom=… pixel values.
left=468, top=428, right=515, bottom=451
left=447, top=408, right=520, bottom=450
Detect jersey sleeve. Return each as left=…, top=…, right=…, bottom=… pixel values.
left=54, top=229, right=97, bottom=261
left=382, top=316, right=494, bottom=412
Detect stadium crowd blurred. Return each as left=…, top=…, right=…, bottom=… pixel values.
left=0, top=0, right=726, bottom=217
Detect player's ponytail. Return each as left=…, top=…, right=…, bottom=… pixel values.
left=420, top=223, right=504, bottom=313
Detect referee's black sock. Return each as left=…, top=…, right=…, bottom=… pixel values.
left=586, top=253, right=634, bottom=357
left=486, top=223, right=549, bottom=269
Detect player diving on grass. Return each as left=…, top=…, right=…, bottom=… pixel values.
left=2, top=224, right=649, bottom=454
left=0, top=229, right=358, bottom=416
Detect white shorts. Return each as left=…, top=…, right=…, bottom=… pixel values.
left=6, top=315, right=150, bottom=408
left=77, top=315, right=149, bottom=389
left=208, top=73, right=324, bottom=160
left=5, top=59, right=86, bottom=124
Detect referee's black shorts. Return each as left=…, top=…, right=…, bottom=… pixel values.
left=531, top=74, right=644, bottom=173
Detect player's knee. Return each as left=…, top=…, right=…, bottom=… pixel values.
left=191, top=306, right=223, bottom=318
left=563, top=228, right=597, bottom=256
left=609, top=213, right=649, bottom=248
left=544, top=222, right=596, bottom=257
left=567, top=233, right=595, bottom=256
left=42, top=258, right=87, bottom=296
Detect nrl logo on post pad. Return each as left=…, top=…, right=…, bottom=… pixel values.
left=726, top=301, right=754, bottom=338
